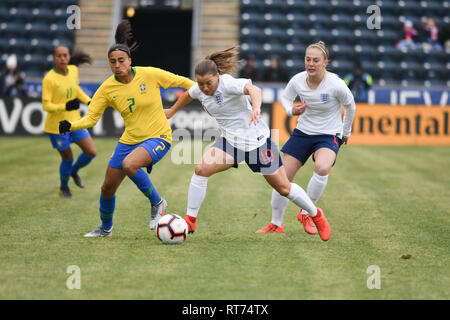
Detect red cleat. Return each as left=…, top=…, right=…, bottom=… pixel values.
left=311, top=208, right=331, bottom=241
left=255, top=223, right=284, bottom=233
left=297, top=210, right=318, bottom=235
left=184, top=215, right=196, bottom=234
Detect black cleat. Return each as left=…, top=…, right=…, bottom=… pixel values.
left=59, top=187, right=73, bottom=199
left=71, top=172, right=85, bottom=188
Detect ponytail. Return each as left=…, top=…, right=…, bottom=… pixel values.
left=108, top=20, right=138, bottom=57
left=195, top=46, right=240, bottom=76
left=69, top=50, right=92, bottom=66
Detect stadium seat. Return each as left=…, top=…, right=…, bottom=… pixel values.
left=240, top=26, right=265, bottom=43
left=285, top=13, right=309, bottom=29
left=262, top=0, right=288, bottom=14
left=240, top=12, right=264, bottom=28
left=307, top=0, right=334, bottom=15
left=263, top=12, right=289, bottom=29
left=264, top=27, right=289, bottom=43
left=308, top=13, right=331, bottom=30
left=240, top=42, right=265, bottom=60
left=241, top=0, right=265, bottom=14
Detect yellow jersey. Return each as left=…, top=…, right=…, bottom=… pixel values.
left=42, top=65, right=91, bottom=134
left=70, top=66, right=194, bottom=145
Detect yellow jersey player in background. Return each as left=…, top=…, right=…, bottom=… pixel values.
left=59, top=20, right=194, bottom=237
left=42, top=46, right=97, bottom=199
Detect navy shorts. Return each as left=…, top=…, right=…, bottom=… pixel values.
left=109, top=138, right=171, bottom=173
left=48, top=129, right=90, bottom=151
left=212, top=137, right=283, bottom=175
left=281, top=129, right=342, bottom=165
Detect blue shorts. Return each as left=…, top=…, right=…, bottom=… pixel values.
left=48, top=129, right=90, bottom=151
left=281, top=129, right=342, bottom=165
left=109, top=138, right=171, bottom=173
left=212, top=137, right=283, bottom=175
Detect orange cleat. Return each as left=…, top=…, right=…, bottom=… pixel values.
left=297, top=210, right=318, bottom=235
left=184, top=215, right=196, bottom=234
left=311, top=208, right=331, bottom=241
left=255, top=223, right=284, bottom=233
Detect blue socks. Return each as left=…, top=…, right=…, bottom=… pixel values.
left=59, top=153, right=95, bottom=188
left=100, top=195, right=115, bottom=231
left=129, top=169, right=161, bottom=206
left=60, top=159, right=73, bottom=188
left=98, top=170, right=160, bottom=231
left=72, top=153, right=95, bottom=174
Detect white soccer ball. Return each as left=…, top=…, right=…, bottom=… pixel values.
left=156, top=214, right=188, bottom=244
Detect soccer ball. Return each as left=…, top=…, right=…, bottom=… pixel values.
left=156, top=214, right=188, bottom=245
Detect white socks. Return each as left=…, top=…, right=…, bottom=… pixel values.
left=271, top=189, right=289, bottom=226
left=271, top=182, right=318, bottom=226
left=301, top=172, right=328, bottom=215
left=287, top=183, right=317, bottom=217
left=186, top=173, right=208, bottom=218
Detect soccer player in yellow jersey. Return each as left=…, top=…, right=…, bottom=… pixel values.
left=59, top=20, right=194, bottom=237
left=42, top=45, right=96, bottom=199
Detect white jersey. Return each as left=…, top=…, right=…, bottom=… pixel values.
left=281, top=71, right=356, bottom=138
left=189, top=74, right=270, bottom=151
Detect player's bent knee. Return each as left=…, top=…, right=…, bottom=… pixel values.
left=314, top=165, right=331, bottom=176
left=86, top=148, right=97, bottom=157
left=194, top=164, right=211, bottom=177
left=121, top=160, right=138, bottom=176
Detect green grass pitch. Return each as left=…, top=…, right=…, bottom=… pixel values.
left=0, top=137, right=449, bottom=299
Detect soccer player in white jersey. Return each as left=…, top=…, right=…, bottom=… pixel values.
left=258, top=41, right=356, bottom=236
left=165, top=47, right=331, bottom=241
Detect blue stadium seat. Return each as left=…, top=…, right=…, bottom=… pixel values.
left=241, top=0, right=265, bottom=14
left=261, top=0, right=288, bottom=14
left=240, top=12, right=265, bottom=28
left=26, top=22, right=50, bottom=38
left=308, top=13, right=331, bottom=30
left=263, top=12, right=289, bottom=29
left=240, top=26, right=265, bottom=43
left=330, top=13, right=354, bottom=29
left=330, top=44, right=355, bottom=61
left=285, top=43, right=306, bottom=59
left=328, top=0, right=355, bottom=15
left=240, top=42, right=265, bottom=60
left=30, top=38, right=54, bottom=55
left=30, top=7, right=56, bottom=22
left=8, top=6, right=32, bottom=21
left=285, top=13, right=309, bottom=29
left=308, top=0, right=334, bottom=14
left=2, top=22, right=26, bottom=37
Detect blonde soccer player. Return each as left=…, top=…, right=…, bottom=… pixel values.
left=165, top=47, right=331, bottom=241
left=42, top=46, right=96, bottom=198
left=58, top=21, right=194, bottom=237
left=258, top=41, right=356, bottom=236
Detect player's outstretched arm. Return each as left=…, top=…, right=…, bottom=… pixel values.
left=164, top=90, right=193, bottom=119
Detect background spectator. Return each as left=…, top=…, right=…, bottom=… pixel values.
left=238, top=55, right=261, bottom=81
left=420, top=18, right=443, bottom=50
left=0, top=54, right=27, bottom=97
left=396, top=20, right=420, bottom=50
left=344, top=61, right=373, bottom=103
left=261, top=56, right=289, bottom=82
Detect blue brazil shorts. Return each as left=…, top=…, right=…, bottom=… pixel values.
left=281, top=128, right=342, bottom=165
left=48, top=129, right=90, bottom=151
left=212, top=137, right=282, bottom=175
left=109, top=138, right=171, bottom=173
